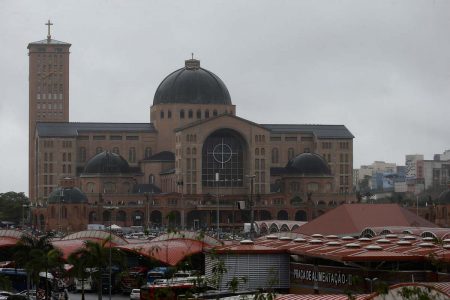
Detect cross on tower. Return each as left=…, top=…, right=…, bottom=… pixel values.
left=45, top=19, right=53, bottom=40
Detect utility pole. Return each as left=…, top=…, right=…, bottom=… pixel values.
left=246, top=175, right=256, bottom=240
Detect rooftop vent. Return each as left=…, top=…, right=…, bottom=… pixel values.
left=402, top=235, right=417, bottom=240
left=376, top=239, right=391, bottom=244
left=365, top=245, right=383, bottom=251
left=325, top=235, right=339, bottom=239
left=443, top=239, right=450, bottom=243
left=396, top=241, right=412, bottom=246
left=422, top=237, right=435, bottom=242
left=266, top=235, right=278, bottom=240
left=294, top=238, right=307, bottom=243
left=279, top=236, right=293, bottom=241
left=341, top=236, right=355, bottom=241
left=358, top=237, right=372, bottom=242
left=385, top=234, right=398, bottom=239
left=240, top=239, right=254, bottom=245
left=309, top=239, right=323, bottom=244
left=311, top=234, right=324, bottom=238
left=345, top=243, right=361, bottom=248
left=443, top=245, right=450, bottom=250
left=326, top=241, right=342, bottom=246
left=418, top=242, right=435, bottom=248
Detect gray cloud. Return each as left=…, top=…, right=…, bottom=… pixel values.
left=1, top=0, right=449, bottom=193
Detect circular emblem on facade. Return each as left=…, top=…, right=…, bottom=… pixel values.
left=213, top=143, right=233, bottom=163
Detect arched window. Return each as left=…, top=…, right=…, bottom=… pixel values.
left=213, top=110, right=218, bottom=116
left=112, top=147, right=120, bottom=154
left=192, top=147, right=196, bottom=155
left=129, top=147, right=136, bottom=163
left=196, top=110, right=201, bottom=119
left=86, top=182, right=95, bottom=193
left=255, top=148, right=259, bottom=155
left=288, top=148, right=295, bottom=160
left=180, top=110, right=185, bottom=119
left=62, top=207, right=67, bottom=218
left=145, top=147, right=152, bottom=159
left=168, top=110, right=172, bottom=118
left=160, top=110, right=164, bottom=119
left=290, top=182, right=300, bottom=193
left=271, top=148, right=279, bottom=163
left=205, top=110, right=209, bottom=118
left=307, top=182, right=319, bottom=192
left=188, top=110, right=193, bottom=119
left=104, top=182, right=116, bottom=193
left=79, top=147, right=86, bottom=162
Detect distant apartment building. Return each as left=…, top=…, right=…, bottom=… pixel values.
left=404, top=151, right=450, bottom=194
left=354, top=161, right=397, bottom=191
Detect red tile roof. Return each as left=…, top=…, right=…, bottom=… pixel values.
left=294, top=204, right=437, bottom=236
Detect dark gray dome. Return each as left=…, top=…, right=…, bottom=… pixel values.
left=84, top=151, right=130, bottom=174
left=438, top=189, right=450, bottom=204
left=153, top=59, right=232, bottom=105
left=48, top=187, right=88, bottom=204
left=286, top=153, right=332, bottom=176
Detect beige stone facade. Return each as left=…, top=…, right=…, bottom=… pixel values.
left=29, top=33, right=355, bottom=232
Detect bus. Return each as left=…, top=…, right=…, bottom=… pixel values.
left=74, top=268, right=96, bottom=292
left=146, top=267, right=171, bottom=284
left=0, top=268, right=27, bottom=292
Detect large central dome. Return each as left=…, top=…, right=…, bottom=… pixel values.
left=153, top=58, right=232, bottom=105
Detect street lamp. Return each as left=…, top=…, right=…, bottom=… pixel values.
left=246, top=174, right=256, bottom=240
left=215, top=172, right=220, bottom=235
left=58, top=188, right=64, bottom=234
left=103, top=205, right=118, bottom=300
left=365, top=277, right=378, bottom=293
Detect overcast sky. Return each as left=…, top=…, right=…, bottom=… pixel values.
left=1, top=0, right=449, bottom=194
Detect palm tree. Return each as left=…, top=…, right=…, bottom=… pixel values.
left=70, top=238, right=124, bottom=300
left=67, top=251, right=90, bottom=300
left=14, top=232, right=63, bottom=299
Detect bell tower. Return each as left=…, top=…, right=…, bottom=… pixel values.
left=28, top=20, right=71, bottom=202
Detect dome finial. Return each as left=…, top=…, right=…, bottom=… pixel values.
left=185, top=55, right=200, bottom=70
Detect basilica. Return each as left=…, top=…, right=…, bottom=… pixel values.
left=28, top=26, right=354, bottom=232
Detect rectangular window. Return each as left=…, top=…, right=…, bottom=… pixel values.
left=301, top=137, right=313, bottom=142
left=110, top=135, right=122, bottom=140
left=270, top=136, right=281, bottom=141
left=126, top=136, right=139, bottom=140
left=285, top=136, right=297, bottom=141
left=93, top=135, right=106, bottom=140
left=77, top=136, right=89, bottom=140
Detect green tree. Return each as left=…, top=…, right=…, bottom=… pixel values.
left=70, top=238, right=124, bottom=300
left=0, top=192, right=29, bottom=224
left=13, top=232, right=63, bottom=298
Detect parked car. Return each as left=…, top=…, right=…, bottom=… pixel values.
left=129, top=289, right=140, bottom=300
left=0, top=291, right=12, bottom=300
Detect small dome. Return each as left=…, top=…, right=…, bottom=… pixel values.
left=285, top=153, right=331, bottom=176
left=84, top=151, right=130, bottom=174
left=48, top=187, right=88, bottom=204
left=153, top=59, right=232, bottom=105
